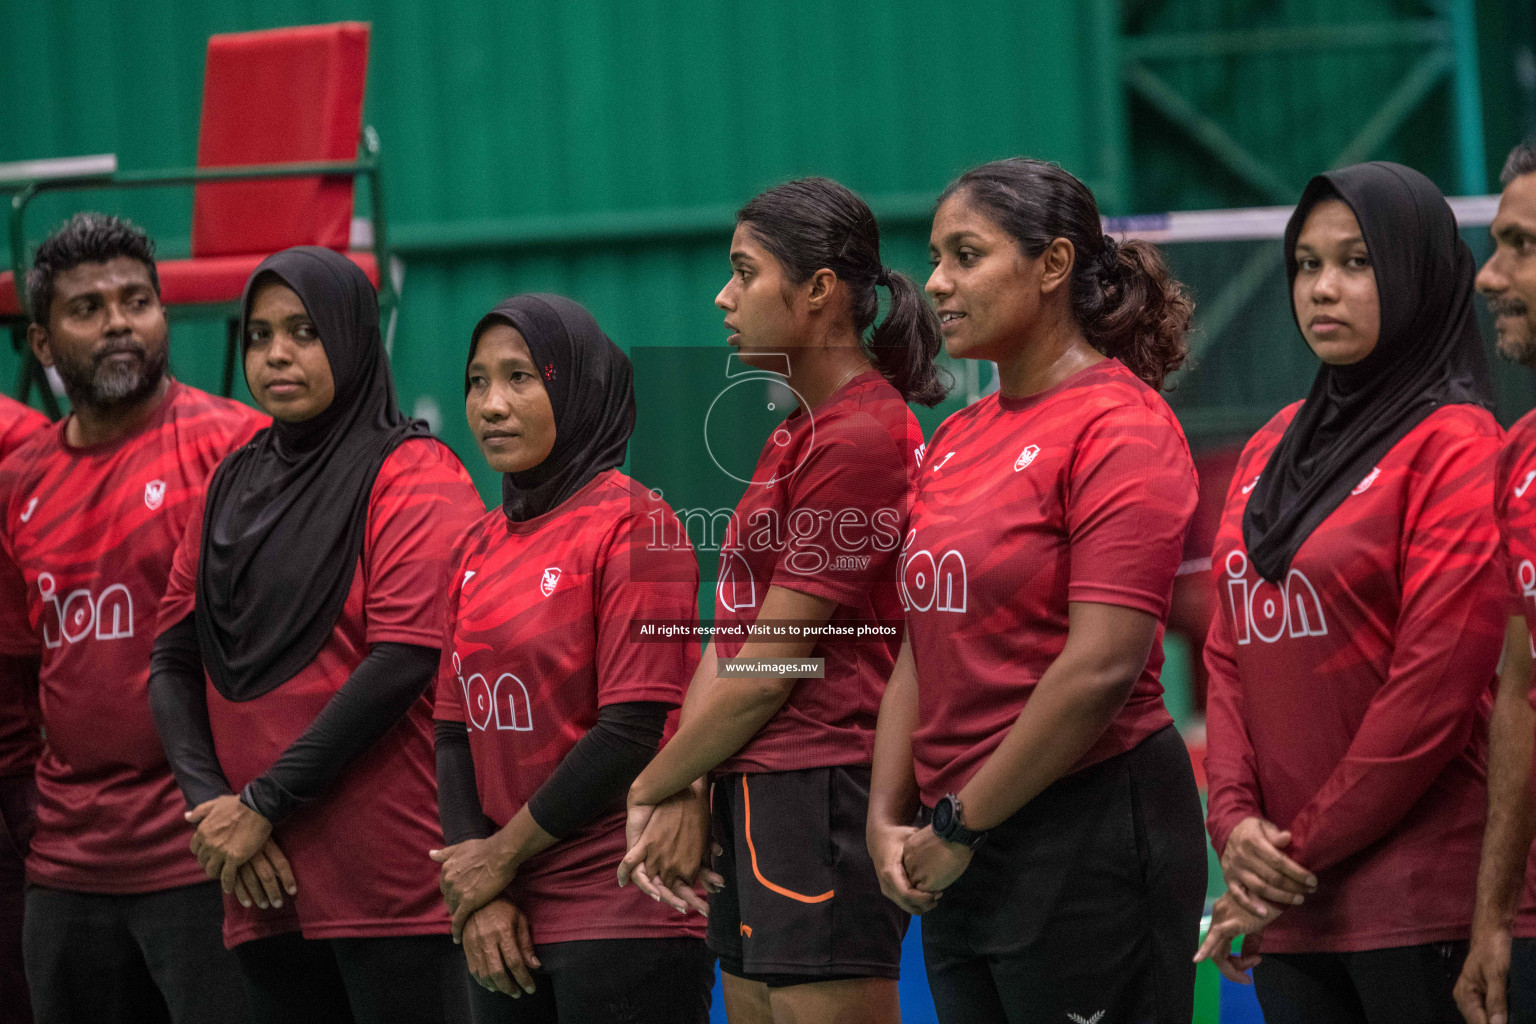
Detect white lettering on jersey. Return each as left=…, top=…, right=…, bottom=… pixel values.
left=19, top=497, right=37, bottom=524
left=1516, top=470, right=1536, bottom=499
left=144, top=480, right=166, bottom=511
left=1350, top=466, right=1380, bottom=496
left=540, top=567, right=561, bottom=597
left=899, top=530, right=967, bottom=613
left=717, top=549, right=757, bottom=611
left=36, top=573, right=134, bottom=648
left=462, top=571, right=476, bottom=585
left=1224, top=549, right=1327, bottom=644
left=1520, top=560, right=1536, bottom=656
left=1013, top=444, right=1040, bottom=472
left=913, top=443, right=927, bottom=467
left=453, top=652, right=534, bottom=733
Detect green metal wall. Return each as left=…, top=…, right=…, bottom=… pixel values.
left=0, top=0, right=1122, bottom=505
left=4, top=0, right=1535, bottom=492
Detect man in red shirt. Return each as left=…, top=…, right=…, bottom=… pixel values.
left=0, top=214, right=262, bottom=1022
left=0, top=394, right=49, bottom=1024
left=1457, top=141, right=1536, bottom=1024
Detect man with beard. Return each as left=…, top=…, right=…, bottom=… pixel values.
left=1457, top=142, right=1536, bottom=1024
left=0, top=213, right=263, bottom=1022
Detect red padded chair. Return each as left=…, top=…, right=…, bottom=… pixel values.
left=3, top=22, right=391, bottom=403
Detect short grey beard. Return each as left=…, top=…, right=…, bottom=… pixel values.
left=55, top=347, right=168, bottom=412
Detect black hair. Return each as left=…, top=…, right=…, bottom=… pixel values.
left=25, top=212, right=159, bottom=326
left=1502, top=140, right=1536, bottom=186
left=938, top=158, right=1193, bottom=391
left=737, top=178, right=951, bottom=406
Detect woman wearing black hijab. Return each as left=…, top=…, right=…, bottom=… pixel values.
left=429, top=294, right=713, bottom=1023
left=149, top=246, right=483, bottom=1023
left=1195, top=163, right=1507, bottom=1022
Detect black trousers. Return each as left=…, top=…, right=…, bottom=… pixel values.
left=0, top=776, right=35, bottom=1024
left=1253, top=942, right=1469, bottom=1024
left=23, top=880, right=248, bottom=1024
left=465, top=936, right=714, bottom=1024
left=1512, top=938, right=1536, bottom=1024
left=234, top=930, right=468, bottom=1024
left=920, top=725, right=1207, bottom=1024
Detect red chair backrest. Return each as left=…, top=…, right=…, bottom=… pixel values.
left=192, top=22, right=370, bottom=259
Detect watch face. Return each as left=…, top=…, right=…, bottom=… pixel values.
left=932, top=798, right=954, bottom=835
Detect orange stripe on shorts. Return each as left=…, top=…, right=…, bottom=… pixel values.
left=742, top=775, right=834, bottom=904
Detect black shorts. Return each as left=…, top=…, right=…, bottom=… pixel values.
left=920, top=724, right=1207, bottom=1024
left=707, top=765, right=908, bottom=987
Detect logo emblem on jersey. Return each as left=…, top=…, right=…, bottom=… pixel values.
left=19, top=497, right=37, bottom=523
left=1517, top=470, right=1536, bottom=499
left=1013, top=444, right=1040, bottom=472
left=1240, top=474, right=1261, bottom=495
left=144, top=480, right=166, bottom=511
left=1066, top=1013, right=1104, bottom=1024
left=540, top=567, right=561, bottom=597
left=1223, top=550, right=1327, bottom=644
left=1350, top=466, right=1380, bottom=496
left=931, top=451, right=956, bottom=474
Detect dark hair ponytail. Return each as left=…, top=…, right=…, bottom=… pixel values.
left=939, top=158, right=1193, bottom=391
left=737, top=178, right=951, bottom=406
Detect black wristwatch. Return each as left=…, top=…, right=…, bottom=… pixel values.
left=931, top=793, right=987, bottom=850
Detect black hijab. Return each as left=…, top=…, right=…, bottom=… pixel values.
left=1241, top=162, right=1494, bottom=582
left=467, top=294, right=635, bottom=522
left=195, top=246, right=433, bottom=700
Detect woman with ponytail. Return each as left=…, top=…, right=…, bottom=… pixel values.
left=621, top=177, right=945, bottom=1024
left=866, top=157, right=1207, bottom=1023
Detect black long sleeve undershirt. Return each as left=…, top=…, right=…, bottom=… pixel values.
left=434, top=701, right=667, bottom=845
left=150, top=612, right=439, bottom=824
left=149, top=615, right=232, bottom=807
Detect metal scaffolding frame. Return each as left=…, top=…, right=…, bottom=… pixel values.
left=1113, top=0, right=1488, bottom=364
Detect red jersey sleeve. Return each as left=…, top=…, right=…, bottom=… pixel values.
left=0, top=463, right=35, bottom=657
left=0, top=544, right=36, bottom=657
left=156, top=489, right=206, bottom=635
left=432, top=533, right=474, bottom=726
left=1285, top=420, right=1504, bottom=872
left=362, top=441, right=483, bottom=648
left=1203, top=600, right=1265, bottom=856
left=1066, top=404, right=1197, bottom=617
left=768, top=413, right=907, bottom=606
left=594, top=509, right=700, bottom=707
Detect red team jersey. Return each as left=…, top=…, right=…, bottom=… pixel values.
left=1493, top=408, right=1536, bottom=937
left=907, top=360, right=1196, bottom=805
left=1205, top=402, right=1505, bottom=953
left=0, top=382, right=264, bottom=893
left=159, top=439, right=480, bottom=945
left=0, top=396, right=50, bottom=779
left=713, top=370, right=922, bottom=773
left=434, top=470, right=704, bottom=945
